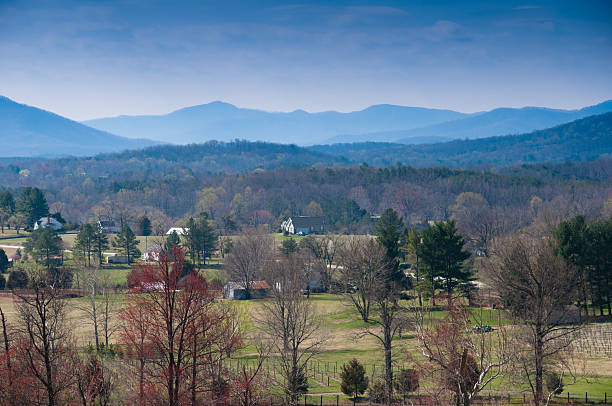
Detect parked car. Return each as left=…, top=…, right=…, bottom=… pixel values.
left=472, top=325, right=492, bottom=333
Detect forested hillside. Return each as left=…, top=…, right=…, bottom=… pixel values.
left=312, top=112, right=612, bottom=168
left=1, top=154, right=610, bottom=235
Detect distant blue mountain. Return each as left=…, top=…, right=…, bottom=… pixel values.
left=0, top=96, right=157, bottom=157
left=394, top=101, right=612, bottom=143
left=83, top=100, right=612, bottom=145
left=83, top=102, right=468, bottom=145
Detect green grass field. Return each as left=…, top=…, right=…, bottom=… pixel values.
left=2, top=232, right=611, bottom=403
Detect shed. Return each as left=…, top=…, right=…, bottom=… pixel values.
left=223, top=280, right=271, bottom=300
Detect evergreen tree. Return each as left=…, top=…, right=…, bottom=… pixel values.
left=0, top=190, right=15, bottom=233
left=93, top=226, right=110, bottom=266
left=555, top=216, right=612, bottom=315
left=24, top=227, right=62, bottom=269
left=16, top=187, right=49, bottom=229
left=137, top=215, right=152, bottom=236
left=340, top=358, right=369, bottom=404
left=166, top=230, right=181, bottom=252
left=74, top=223, right=97, bottom=267
left=281, top=238, right=298, bottom=255
left=183, top=215, right=217, bottom=267
left=114, top=223, right=140, bottom=263
left=7, top=269, right=28, bottom=289
left=419, top=220, right=471, bottom=308
left=403, top=229, right=424, bottom=307
left=0, top=249, right=9, bottom=273
left=374, top=208, right=407, bottom=287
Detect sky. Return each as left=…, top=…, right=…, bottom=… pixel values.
left=1, top=0, right=611, bottom=121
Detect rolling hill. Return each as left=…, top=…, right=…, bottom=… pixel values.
left=311, top=112, right=612, bottom=168
left=0, top=96, right=157, bottom=157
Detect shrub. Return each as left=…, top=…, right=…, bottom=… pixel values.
left=7, top=270, right=28, bottom=289
left=545, top=372, right=563, bottom=395
left=0, top=274, right=5, bottom=290
left=0, top=249, right=8, bottom=273
left=368, top=380, right=386, bottom=404
left=340, top=358, right=369, bottom=402
left=395, top=369, right=419, bottom=394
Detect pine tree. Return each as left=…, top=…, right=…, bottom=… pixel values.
left=0, top=249, right=9, bottom=273
left=419, top=220, right=471, bottom=308
left=114, top=223, right=140, bottom=264
left=16, top=187, right=49, bottom=229
left=24, top=227, right=62, bottom=269
left=137, top=215, right=152, bottom=236
left=0, top=190, right=15, bottom=233
left=340, top=358, right=369, bottom=404
left=93, top=227, right=110, bottom=266
left=183, top=215, right=217, bottom=267
left=374, top=208, right=407, bottom=287
left=166, top=231, right=180, bottom=252
left=74, top=223, right=96, bottom=267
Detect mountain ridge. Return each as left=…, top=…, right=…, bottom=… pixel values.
left=0, top=96, right=158, bottom=157
left=83, top=99, right=612, bottom=145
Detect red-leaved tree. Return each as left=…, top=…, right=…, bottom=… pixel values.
left=119, top=246, right=241, bottom=406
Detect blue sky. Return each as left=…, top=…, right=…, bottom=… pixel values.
left=1, top=0, right=611, bottom=120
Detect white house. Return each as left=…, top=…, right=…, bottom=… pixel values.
left=166, top=227, right=189, bottom=236
left=281, top=216, right=326, bottom=235
left=98, top=220, right=120, bottom=234
left=142, top=244, right=163, bottom=262
left=33, top=216, right=62, bottom=231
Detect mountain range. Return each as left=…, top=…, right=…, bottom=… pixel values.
left=83, top=99, right=612, bottom=145
left=2, top=95, right=612, bottom=159
left=0, top=96, right=156, bottom=157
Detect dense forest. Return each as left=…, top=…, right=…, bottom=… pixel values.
left=313, top=112, right=612, bottom=168
left=1, top=152, right=611, bottom=236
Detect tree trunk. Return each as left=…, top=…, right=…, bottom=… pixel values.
left=384, top=324, right=393, bottom=405
left=534, top=327, right=544, bottom=406
left=0, top=306, right=11, bottom=382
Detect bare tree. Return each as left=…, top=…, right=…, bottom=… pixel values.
left=259, top=254, right=325, bottom=406
left=483, top=233, right=582, bottom=406
left=77, top=267, right=102, bottom=352
left=13, top=267, right=75, bottom=406
left=450, top=192, right=514, bottom=257
left=225, top=228, right=274, bottom=299
left=358, top=240, right=410, bottom=405
left=339, top=236, right=387, bottom=322
left=415, top=306, right=513, bottom=406
left=299, top=234, right=344, bottom=289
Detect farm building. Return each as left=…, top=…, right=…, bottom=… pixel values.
left=223, top=280, right=271, bottom=300
left=98, top=220, right=120, bottom=234
left=281, top=216, right=326, bottom=235
left=33, top=216, right=62, bottom=231
left=166, top=227, right=189, bottom=235
left=142, top=245, right=163, bottom=262
left=107, top=254, right=129, bottom=264
left=551, top=305, right=581, bottom=324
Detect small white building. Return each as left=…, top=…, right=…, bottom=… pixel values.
left=33, top=216, right=62, bottom=231
left=142, top=245, right=163, bottom=262
left=98, top=220, right=120, bottom=234
left=281, top=216, right=326, bottom=235
left=166, top=227, right=189, bottom=236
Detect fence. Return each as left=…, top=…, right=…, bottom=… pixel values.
left=573, top=324, right=612, bottom=356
